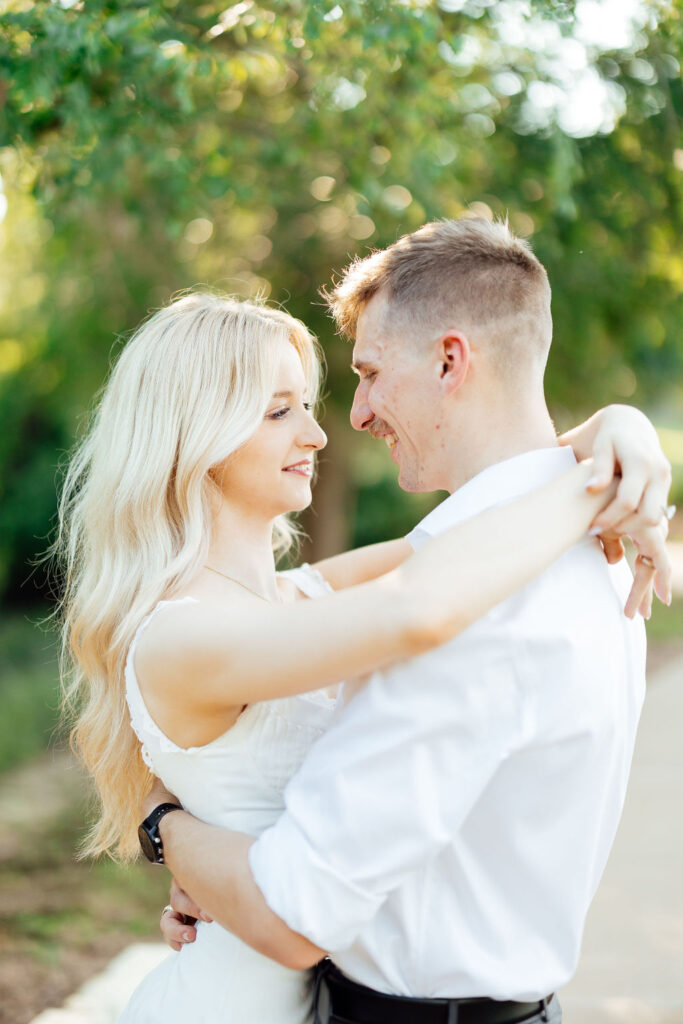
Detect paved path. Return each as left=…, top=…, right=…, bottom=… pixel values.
left=30, top=648, right=683, bottom=1024
left=669, top=541, right=683, bottom=596
left=29, top=945, right=169, bottom=1024
left=560, top=651, right=683, bottom=1023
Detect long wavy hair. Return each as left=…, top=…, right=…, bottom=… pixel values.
left=54, top=292, right=322, bottom=860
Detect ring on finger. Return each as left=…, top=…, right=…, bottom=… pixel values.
left=662, top=504, right=677, bottom=522
left=637, top=555, right=656, bottom=570
left=161, top=904, right=174, bottom=921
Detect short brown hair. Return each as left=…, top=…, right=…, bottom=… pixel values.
left=326, top=217, right=552, bottom=376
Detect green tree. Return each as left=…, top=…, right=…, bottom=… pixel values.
left=0, top=0, right=681, bottom=600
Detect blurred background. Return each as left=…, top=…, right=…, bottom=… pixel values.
left=0, top=1, right=681, bottom=1021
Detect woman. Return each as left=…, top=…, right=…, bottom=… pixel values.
left=56, top=291, right=646, bottom=1024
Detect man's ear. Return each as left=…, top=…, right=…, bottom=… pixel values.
left=437, top=332, right=470, bottom=394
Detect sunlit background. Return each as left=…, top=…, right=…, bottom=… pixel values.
left=0, top=1, right=681, bottom=1021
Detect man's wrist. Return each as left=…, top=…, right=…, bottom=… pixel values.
left=143, top=787, right=177, bottom=820
left=157, top=807, right=191, bottom=864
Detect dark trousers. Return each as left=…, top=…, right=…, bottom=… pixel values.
left=313, top=961, right=563, bottom=1024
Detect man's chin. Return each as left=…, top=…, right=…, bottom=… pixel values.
left=396, top=466, right=423, bottom=494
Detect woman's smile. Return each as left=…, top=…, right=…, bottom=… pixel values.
left=283, top=459, right=313, bottom=477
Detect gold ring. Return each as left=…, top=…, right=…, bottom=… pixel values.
left=161, top=904, right=174, bottom=918
left=637, top=555, right=656, bottom=570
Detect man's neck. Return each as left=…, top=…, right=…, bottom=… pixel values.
left=443, top=401, right=558, bottom=495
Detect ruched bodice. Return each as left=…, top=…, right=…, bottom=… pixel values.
left=118, top=564, right=338, bottom=1024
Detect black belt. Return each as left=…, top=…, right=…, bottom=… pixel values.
left=315, top=962, right=552, bottom=1024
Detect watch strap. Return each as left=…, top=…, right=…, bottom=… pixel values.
left=140, top=802, right=182, bottom=864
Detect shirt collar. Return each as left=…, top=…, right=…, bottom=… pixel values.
left=406, top=446, right=577, bottom=548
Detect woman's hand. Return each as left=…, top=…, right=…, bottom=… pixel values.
left=160, top=877, right=212, bottom=951
left=561, top=405, right=673, bottom=611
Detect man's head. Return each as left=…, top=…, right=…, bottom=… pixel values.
left=326, top=217, right=553, bottom=492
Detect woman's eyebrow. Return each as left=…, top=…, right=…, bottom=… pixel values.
left=270, top=389, right=311, bottom=400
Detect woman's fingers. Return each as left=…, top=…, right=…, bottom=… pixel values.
left=599, top=535, right=625, bottom=565
left=622, top=524, right=671, bottom=616
left=160, top=907, right=196, bottom=950
left=169, top=877, right=212, bottom=922
left=586, top=406, right=672, bottom=536
left=590, top=473, right=645, bottom=536
left=586, top=436, right=617, bottom=495
left=591, top=509, right=671, bottom=611
left=160, top=878, right=214, bottom=950
left=624, top=558, right=655, bottom=619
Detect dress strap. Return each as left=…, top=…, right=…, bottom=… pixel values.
left=279, top=563, right=333, bottom=599
left=125, top=597, right=201, bottom=767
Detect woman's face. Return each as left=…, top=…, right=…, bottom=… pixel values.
left=215, top=339, right=327, bottom=520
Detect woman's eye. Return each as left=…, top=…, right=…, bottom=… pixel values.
left=269, top=407, right=290, bottom=420
left=303, top=402, right=314, bottom=412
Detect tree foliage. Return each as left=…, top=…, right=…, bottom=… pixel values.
left=0, top=0, right=681, bottom=599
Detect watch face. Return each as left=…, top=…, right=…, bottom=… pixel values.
left=138, top=824, right=156, bottom=863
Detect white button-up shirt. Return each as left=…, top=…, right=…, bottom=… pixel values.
left=250, top=447, right=646, bottom=1000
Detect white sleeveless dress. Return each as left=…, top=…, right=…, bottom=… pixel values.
left=118, top=565, right=338, bottom=1024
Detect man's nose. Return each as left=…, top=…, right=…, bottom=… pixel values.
left=350, top=386, right=374, bottom=432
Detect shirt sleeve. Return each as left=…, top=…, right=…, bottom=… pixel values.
left=249, top=634, right=526, bottom=951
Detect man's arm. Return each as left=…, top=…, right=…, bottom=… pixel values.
left=156, top=808, right=325, bottom=970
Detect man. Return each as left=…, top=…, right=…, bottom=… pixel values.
left=150, top=218, right=671, bottom=1023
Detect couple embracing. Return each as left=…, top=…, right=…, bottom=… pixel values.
left=58, top=217, right=672, bottom=1024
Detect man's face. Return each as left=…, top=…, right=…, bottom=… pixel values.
left=350, top=292, right=444, bottom=493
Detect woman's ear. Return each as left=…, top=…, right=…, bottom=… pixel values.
left=437, top=332, right=471, bottom=394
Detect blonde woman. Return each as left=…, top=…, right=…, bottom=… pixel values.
left=57, top=292, right=665, bottom=1024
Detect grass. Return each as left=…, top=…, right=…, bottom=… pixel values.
left=646, top=592, right=683, bottom=642
left=0, top=794, right=171, bottom=1024
left=0, top=609, right=63, bottom=775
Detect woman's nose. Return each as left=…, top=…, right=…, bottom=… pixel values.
left=304, top=419, right=327, bottom=450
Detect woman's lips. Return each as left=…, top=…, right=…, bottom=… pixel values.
left=283, top=461, right=312, bottom=477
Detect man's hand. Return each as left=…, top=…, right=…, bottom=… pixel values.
left=160, top=877, right=212, bottom=951
left=560, top=405, right=673, bottom=614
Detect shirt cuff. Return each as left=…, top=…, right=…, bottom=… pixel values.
left=249, top=813, right=384, bottom=951
left=405, top=526, right=429, bottom=551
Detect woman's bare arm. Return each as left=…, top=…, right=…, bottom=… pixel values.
left=310, top=407, right=672, bottom=601
left=311, top=538, right=412, bottom=590
left=138, top=462, right=632, bottom=718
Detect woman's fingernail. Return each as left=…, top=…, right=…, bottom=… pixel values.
left=588, top=525, right=602, bottom=536
left=586, top=475, right=601, bottom=490
left=183, top=930, right=194, bottom=942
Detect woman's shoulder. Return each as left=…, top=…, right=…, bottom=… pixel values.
left=130, top=596, right=204, bottom=678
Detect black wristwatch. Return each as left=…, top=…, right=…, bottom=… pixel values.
left=138, top=802, right=182, bottom=864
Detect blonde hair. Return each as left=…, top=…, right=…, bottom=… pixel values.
left=54, top=292, right=322, bottom=860
left=326, top=217, right=552, bottom=376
